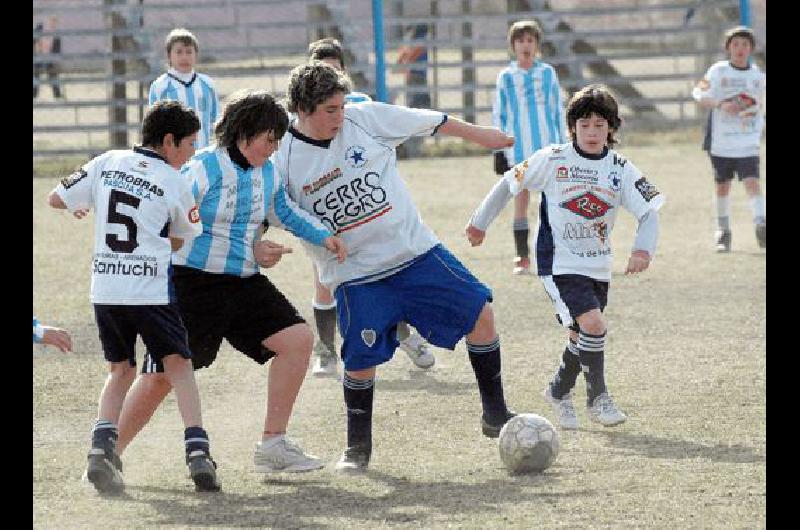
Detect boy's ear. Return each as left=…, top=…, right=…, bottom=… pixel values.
left=163, top=132, right=175, bottom=149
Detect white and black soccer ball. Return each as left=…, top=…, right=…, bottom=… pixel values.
left=498, top=413, right=559, bottom=474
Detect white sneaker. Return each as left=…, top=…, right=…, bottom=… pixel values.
left=311, top=343, right=338, bottom=377
left=587, top=393, right=627, bottom=427
left=398, top=333, right=435, bottom=369
left=254, top=437, right=324, bottom=473
left=542, top=386, right=578, bottom=430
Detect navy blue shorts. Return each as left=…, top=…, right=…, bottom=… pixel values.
left=540, top=274, right=609, bottom=331
left=334, top=244, right=493, bottom=371
left=94, top=303, right=191, bottom=366
left=709, top=156, right=760, bottom=183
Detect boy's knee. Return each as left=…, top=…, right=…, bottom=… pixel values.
left=577, top=314, right=605, bottom=336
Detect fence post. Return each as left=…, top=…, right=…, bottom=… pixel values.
left=107, top=0, right=128, bottom=148
left=461, top=0, right=475, bottom=123
left=371, top=0, right=387, bottom=103
left=739, top=0, right=750, bottom=26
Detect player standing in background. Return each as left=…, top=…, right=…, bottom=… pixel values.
left=114, top=89, right=346, bottom=475
left=33, top=316, right=72, bottom=352
left=492, top=20, right=568, bottom=275
left=467, top=84, right=664, bottom=429
left=149, top=28, right=220, bottom=149
left=276, top=62, right=517, bottom=472
left=47, top=100, right=220, bottom=494
left=305, top=37, right=435, bottom=376
left=692, top=25, right=766, bottom=252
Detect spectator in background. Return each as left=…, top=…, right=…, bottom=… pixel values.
left=33, top=15, right=63, bottom=99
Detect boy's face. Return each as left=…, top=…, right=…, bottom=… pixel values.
left=512, top=32, right=538, bottom=64
left=168, top=41, right=197, bottom=74
left=164, top=132, right=198, bottom=169
left=299, top=92, right=346, bottom=140
left=572, top=112, right=610, bottom=155
left=238, top=130, right=280, bottom=168
left=727, top=36, right=753, bottom=66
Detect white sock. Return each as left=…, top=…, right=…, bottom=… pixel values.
left=716, top=196, right=731, bottom=230
left=748, top=196, right=766, bottom=224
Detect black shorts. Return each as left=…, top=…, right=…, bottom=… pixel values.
left=540, top=274, right=609, bottom=332
left=709, top=155, right=760, bottom=183
left=94, top=303, right=191, bottom=366
left=141, top=265, right=306, bottom=373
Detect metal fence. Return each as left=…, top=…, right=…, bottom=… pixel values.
left=32, top=0, right=765, bottom=160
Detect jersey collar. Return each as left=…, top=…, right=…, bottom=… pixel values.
left=134, top=145, right=168, bottom=164
left=167, top=69, right=197, bottom=87
left=572, top=141, right=608, bottom=160
left=289, top=126, right=332, bottom=149
left=226, top=144, right=253, bottom=170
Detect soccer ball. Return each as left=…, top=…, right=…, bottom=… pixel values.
left=498, top=413, right=559, bottom=474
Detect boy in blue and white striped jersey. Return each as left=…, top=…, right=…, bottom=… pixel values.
left=33, top=316, right=72, bottom=352
left=492, top=20, right=567, bottom=275
left=149, top=28, right=220, bottom=149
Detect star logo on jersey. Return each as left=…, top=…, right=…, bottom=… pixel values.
left=361, top=329, right=377, bottom=347
left=608, top=171, right=621, bottom=192
left=560, top=192, right=613, bottom=220
left=346, top=145, right=367, bottom=168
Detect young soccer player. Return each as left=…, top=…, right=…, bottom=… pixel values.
left=149, top=28, right=220, bottom=149
left=47, top=100, right=220, bottom=494
left=467, top=84, right=664, bottom=429
left=113, top=89, right=346, bottom=474
left=275, top=62, right=517, bottom=472
left=692, top=25, right=766, bottom=252
left=305, top=38, right=435, bottom=376
left=492, top=20, right=567, bottom=275
left=32, top=316, right=72, bottom=352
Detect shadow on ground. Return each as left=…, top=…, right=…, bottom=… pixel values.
left=592, top=430, right=765, bottom=464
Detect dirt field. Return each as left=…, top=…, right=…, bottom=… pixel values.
left=33, top=138, right=765, bottom=528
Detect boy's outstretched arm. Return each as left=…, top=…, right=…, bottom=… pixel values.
left=465, top=177, right=514, bottom=246
left=625, top=209, right=659, bottom=274
left=437, top=116, right=514, bottom=150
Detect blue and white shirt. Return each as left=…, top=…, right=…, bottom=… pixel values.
left=493, top=60, right=567, bottom=165
left=33, top=317, right=44, bottom=343
left=149, top=68, right=220, bottom=149
left=174, top=146, right=332, bottom=277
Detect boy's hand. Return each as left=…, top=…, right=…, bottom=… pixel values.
left=41, top=327, right=72, bottom=353
left=72, top=209, right=89, bottom=219
left=479, top=129, right=515, bottom=150
left=465, top=224, right=486, bottom=247
left=324, top=236, right=347, bottom=263
left=625, top=250, right=651, bottom=274
left=254, top=239, right=292, bottom=268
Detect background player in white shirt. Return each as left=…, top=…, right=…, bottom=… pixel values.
left=305, top=38, right=436, bottom=376
left=276, top=62, right=516, bottom=472
left=692, top=26, right=766, bottom=252
left=467, top=84, right=664, bottom=429
left=149, top=28, right=220, bottom=149
left=47, top=100, right=220, bottom=494
left=492, top=20, right=568, bottom=274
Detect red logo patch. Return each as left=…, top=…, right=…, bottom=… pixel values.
left=560, top=192, right=613, bottom=220
left=188, top=205, right=200, bottom=223
left=556, top=166, right=568, bottom=180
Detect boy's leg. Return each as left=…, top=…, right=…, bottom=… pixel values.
left=311, top=269, right=338, bottom=377
left=742, top=174, right=766, bottom=248
left=116, top=373, right=172, bottom=455
left=711, top=156, right=733, bottom=252
left=543, top=329, right=581, bottom=430
left=512, top=191, right=531, bottom=274
left=336, top=367, right=376, bottom=473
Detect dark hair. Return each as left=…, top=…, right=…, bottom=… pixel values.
left=141, top=100, right=200, bottom=147
left=213, top=89, right=288, bottom=149
left=507, top=20, right=542, bottom=51
left=308, top=38, right=346, bottom=70
left=724, top=25, right=755, bottom=50
left=286, top=62, right=352, bottom=114
left=165, top=27, right=199, bottom=54
left=566, top=84, right=621, bottom=145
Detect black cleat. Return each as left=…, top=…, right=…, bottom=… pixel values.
left=187, top=451, right=221, bottom=492
left=715, top=229, right=731, bottom=253
left=86, top=448, right=124, bottom=495
left=334, top=445, right=371, bottom=474
left=481, top=409, right=517, bottom=438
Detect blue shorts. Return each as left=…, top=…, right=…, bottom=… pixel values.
left=334, top=244, right=493, bottom=371
left=540, top=274, right=609, bottom=331
left=709, top=155, right=760, bottom=183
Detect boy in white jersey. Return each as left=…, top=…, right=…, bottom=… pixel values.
left=276, top=62, right=516, bottom=472
left=113, top=89, right=347, bottom=475
left=692, top=26, right=766, bottom=252
left=47, top=100, right=220, bottom=494
left=492, top=20, right=567, bottom=275
left=305, top=38, right=435, bottom=376
left=468, top=84, right=664, bottom=429
left=149, top=28, right=220, bottom=149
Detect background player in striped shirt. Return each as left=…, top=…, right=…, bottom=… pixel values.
left=692, top=26, right=766, bottom=252
left=492, top=20, right=568, bottom=274
left=149, top=28, right=220, bottom=149
left=305, top=37, right=436, bottom=376
left=114, top=89, right=346, bottom=475
left=47, top=100, right=220, bottom=494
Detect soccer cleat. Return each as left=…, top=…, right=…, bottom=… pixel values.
left=334, top=445, right=371, bottom=474
left=311, top=342, right=338, bottom=377
left=86, top=448, right=124, bottom=495
left=587, top=392, right=627, bottom=427
left=481, top=409, right=517, bottom=438
left=254, top=437, right=324, bottom=473
left=187, top=450, right=221, bottom=492
left=512, top=256, right=532, bottom=275
left=755, top=222, right=766, bottom=248
left=715, top=229, right=731, bottom=253
left=398, top=333, right=435, bottom=369
left=543, top=386, right=579, bottom=430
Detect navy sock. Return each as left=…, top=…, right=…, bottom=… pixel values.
left=513, top=224, right=530, bottom=259
left=343, top=373, right=374, bottom=450
left=578, top=330, right=607, bottom=405
left=91, top=420, right=118, bottom=454
left=184, top=426, right=210, bottom=457
left=550, top=339, right=581, bottom=398
left=313, top=305, right=337, bottom=356
left=467, top=338, right=509, bottom=422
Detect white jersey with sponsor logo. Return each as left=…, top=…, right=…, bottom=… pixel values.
left=506, top=142, right=665, bottom=281
left=53, top=147, right=202, bottom=304
left=274, top=102, right=446, bottom=291
left=692, top=60, right=765, bottom=157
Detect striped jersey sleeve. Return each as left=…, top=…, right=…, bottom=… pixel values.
left=33, top=316, right=44, bottom=343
